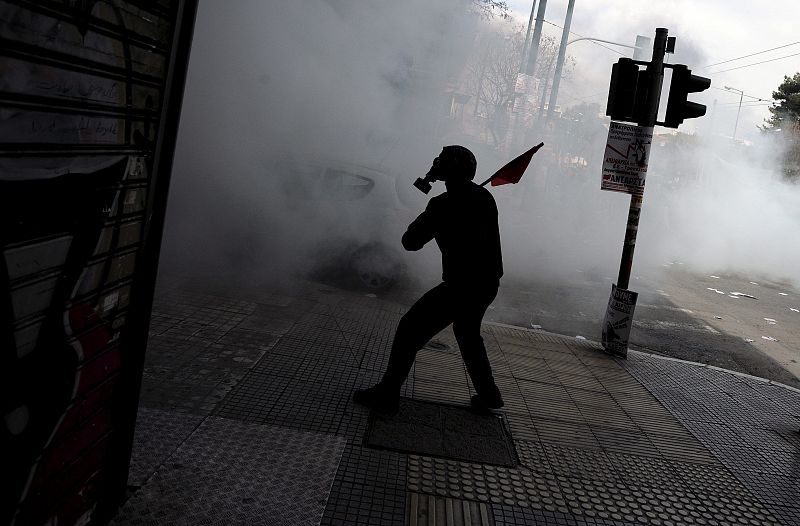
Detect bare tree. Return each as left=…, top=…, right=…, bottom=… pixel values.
left=471, top=0, right=510, bottom=19
left=464, top=21, right=567, bottom=146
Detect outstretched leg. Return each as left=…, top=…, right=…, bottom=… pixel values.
left=353, top=283, right=453, bottom=410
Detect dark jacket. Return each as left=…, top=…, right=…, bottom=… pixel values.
left=402, top=181, right=503, bottom=286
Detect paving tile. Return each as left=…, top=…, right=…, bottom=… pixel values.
left=591, top=427, right=661, bottom=458
left=114, top=418, right=345, bottom=526
left=544, top=445, right=619, bottom=482
left=408, top=455, right=568, bottom=510
left=737, top=471, right=800, bottom=508
left=413, top=379, right=472, bottom=406
left=214, top=373, right=294, bottom=423
left=770, top=505, right=800, bottom=526
left=406, top=492, right=494, bottom=526
left=114, top=286, right=800, bottom=525
left=559, top=374, right=607, bottom=391
left=510, top=362, right=557, bottom=384
left=505, top=411, right=540, bottom=442
left=528, top=401, right=588, bottom=425
left=265, top=378, right=354, bottom=434
left=518, top=379, right=573, bottom=402
left=623, top=351, right=797, bottom=524
left=515, top=439, right=550, bottom=471
left=536, top=418, right=601, bottom=449
left=492, top=502, right=629, bottom=525
left=650, top=432, right=719, bottom=465
left=127, top=408, right=204, bottom=486
left=555, top=475, right=639, bottom=521
left=321, top=443, right=406, bottom=526
left=671, top=462, right=755, bottom=499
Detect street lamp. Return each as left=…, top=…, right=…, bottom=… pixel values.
left=723, top=85, right=744, bottom=141
left=538, top=36, right=636, bottom=125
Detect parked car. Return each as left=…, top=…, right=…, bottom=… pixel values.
left=271, top=157, right=414, bottom=291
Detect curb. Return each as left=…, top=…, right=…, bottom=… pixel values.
left=483, top=321, right=800, bottom=395
left=628, top=348, right=800, bottom=394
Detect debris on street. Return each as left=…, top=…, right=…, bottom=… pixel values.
left=730, top=292, right=758, bottom=299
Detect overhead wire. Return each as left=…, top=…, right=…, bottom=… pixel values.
left=716, top=101, right=773, bottom=107
left=704, top=41, right=800, bottom=68
left=710, top=86, right=772, bottom=102
left=709, top=51, right=800, bottom=75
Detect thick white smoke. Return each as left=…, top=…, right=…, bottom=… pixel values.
left=161, top=0, right=800, bottom=301
left=162, top=1, right=477, bottom=285
left=637, top=134, right=800, bottom=287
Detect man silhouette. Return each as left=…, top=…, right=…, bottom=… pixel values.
left=353, top=145, right=504, bottom=414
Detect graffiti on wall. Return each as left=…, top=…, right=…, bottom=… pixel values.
left=0, top=1, right=184, bottom=524
left=1, top=157, right=148, bottom=525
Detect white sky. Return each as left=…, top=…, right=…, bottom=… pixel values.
left=507, top=0, right=800, bottom=140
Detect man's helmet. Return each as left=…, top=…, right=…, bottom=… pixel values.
left=413, top=144, right=476, bottom=194
left=437, top=145, right=477, bottom=182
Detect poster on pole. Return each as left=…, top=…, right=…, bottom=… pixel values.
left=601, top=122, right=653, bottom=196
left=601, top=284, right=638, bottom=358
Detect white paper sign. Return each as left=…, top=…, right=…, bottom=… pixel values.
left=601, top=122, right=653, bottom=196
left=601, top=284, right=638, bottom=357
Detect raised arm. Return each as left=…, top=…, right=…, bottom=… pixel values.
left=401, top=205, right=437, bottom=251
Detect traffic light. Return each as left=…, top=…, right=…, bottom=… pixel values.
left=663, top=65, right=711, bottom=128
left=606, top=58, right=649, bottom=124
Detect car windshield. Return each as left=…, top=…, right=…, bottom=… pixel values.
left=322, top=168, right=375, bottom=200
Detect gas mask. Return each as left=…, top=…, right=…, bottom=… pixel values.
left=412, top=157, right=444, bottom=194
left=412, top=146, right=476, bottom=194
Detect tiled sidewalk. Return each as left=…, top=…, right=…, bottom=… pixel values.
left=112, top=280, right=800, bottom=525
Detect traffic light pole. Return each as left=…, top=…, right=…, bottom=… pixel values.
left=615, top=28, right=667, bottom=290
left=602, top=28, right=709, bottom=357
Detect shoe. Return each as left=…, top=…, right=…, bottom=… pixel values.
left=352, top=384, right=399, bottom=414
left=470, top=394, right=504, bottom=415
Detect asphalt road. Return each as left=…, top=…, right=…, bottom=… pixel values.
left=640, top=268, right=800, bottom=384
left=384, top=266, right=800, bottom=389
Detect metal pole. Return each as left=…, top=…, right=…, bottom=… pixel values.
left=733, top=90, right=743, bottom=140
left=524, top=0, right=547, bottom=76
left=615, top=28, right=667, bottom=290
left=545, top=0, right=575, bottom=126
left=535, top=54, right=555, bottom=127
left=521, top=0, right=537, bottom=71
left=709, top=98, right=717, bottom=135
left=700, top=99, right=717, bottom=183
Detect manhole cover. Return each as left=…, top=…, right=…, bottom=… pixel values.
left=424, top=340, right=452, bottom=352
left=363, top=398, right=518, bottom=467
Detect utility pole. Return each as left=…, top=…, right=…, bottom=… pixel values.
left=709, top=98, right=717, bottom=134
left=521, top=0, right=537, bottom=70
left=724, top=85, right=744, bottom=141
left=536, top=54, right=556, bottom=123
left=544, top=0, right=575, bottom=126
left=524, top=0, right=547, bottom=77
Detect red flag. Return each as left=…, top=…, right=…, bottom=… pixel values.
left=482, top=142, right=545, bottom=187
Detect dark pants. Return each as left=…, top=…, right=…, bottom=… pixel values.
left=381, top=280, right=501, bottom=401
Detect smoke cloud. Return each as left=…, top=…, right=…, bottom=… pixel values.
left=161, top=0, right=800, bottom=306
left=638, top=134, right=800, bottom=286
